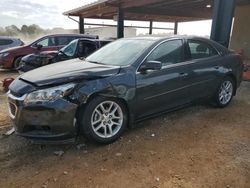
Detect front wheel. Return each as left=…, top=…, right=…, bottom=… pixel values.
left=79, top=97, right=128, bottom=144
left=214, top=77, right=235, bottom=108
left=13, top=57, right=23, bottom=70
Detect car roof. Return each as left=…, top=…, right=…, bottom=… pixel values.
left=78, top=38, right=113, bottom=42
left=0, top=36, right=20, bottom=40
left=124, top=35, right=211, bottom=42
left=120, top=35, right=229, bottom=53
left=41, top=33, right=98, bottom=38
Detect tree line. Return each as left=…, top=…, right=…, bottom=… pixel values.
left=0, top=24, right=77, bottom=42
left=0, top=24, right=48, bottom=37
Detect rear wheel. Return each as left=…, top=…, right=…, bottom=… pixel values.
left=79, top=97, right=128, bottom=144
left=214, top=77, right=234, bottom=107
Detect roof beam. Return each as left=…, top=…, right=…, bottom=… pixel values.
left=120, top=0, right=164, bottom=8
left=125, top=7, right=212, bottom=19
left=149, top=0, right=210, bottom=8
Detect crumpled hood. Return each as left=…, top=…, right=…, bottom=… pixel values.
left=19, top=58, right=121, bottom=87
left=24, top=50, right=58, bottom=58
left=22, top=51, right=58, bottom=64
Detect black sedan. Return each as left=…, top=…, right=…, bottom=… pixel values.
left=8, top=36, right=243, bottom=144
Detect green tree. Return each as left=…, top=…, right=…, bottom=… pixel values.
left=5, top=25, right=20, bottom=36
left=21, top=25, right=29, bottom=35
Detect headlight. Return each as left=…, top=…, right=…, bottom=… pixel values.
left=0, top=52, right=10, bottom=57
left=24, top=83, right=75, bottom=104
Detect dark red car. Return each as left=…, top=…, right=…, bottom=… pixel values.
left=0, top=34, right=98, bottom=69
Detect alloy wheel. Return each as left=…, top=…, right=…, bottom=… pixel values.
left=219, top=80, right=233, bottom=105
left=91, top=101, right=123, bottom=138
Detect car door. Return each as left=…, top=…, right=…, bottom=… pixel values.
left=185, top=39, right=222, bottom=100
left=135, top=39, right=192, bottom=119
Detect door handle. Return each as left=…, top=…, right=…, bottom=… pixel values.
left=179, top=73, right=188, bottom=78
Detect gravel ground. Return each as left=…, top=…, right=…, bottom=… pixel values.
left=0, top=70, right=249, bottom=188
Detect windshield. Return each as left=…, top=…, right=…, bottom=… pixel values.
left=60, top=40, right=78, bottom=57
left=86, top=39, right=155, bottom=66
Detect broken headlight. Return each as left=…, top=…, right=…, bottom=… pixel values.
left=24, top=83, right=75, bottom=104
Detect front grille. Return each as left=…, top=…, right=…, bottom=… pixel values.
left=8, top=102, right=17, bottom=118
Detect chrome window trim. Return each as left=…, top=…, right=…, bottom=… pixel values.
left=159, top=55, right=221, bottom=69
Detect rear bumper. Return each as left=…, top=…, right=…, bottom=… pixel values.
left=7, top=93, right=78, bottom=140
left=237, top=62, right=244, bottom=88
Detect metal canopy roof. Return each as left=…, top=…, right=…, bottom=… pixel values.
left=63, top=0, right=250, bottom=22
left=63, top=0, right=249, bottom=22
left=63, top=0, right=214, bottom=22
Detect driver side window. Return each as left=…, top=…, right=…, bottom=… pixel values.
left=146, top=39, right=184, bottom=66
left=36, top=37, right=56, bottom=47
left=37, top=38, right=48, bottom=47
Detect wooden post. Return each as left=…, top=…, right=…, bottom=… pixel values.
left=79, top=17, right=85, bottom=34
left=149, top=20, right=153, bottom=35
left=174, top=21, right=178, bottom=35
left=117, top=7, right=124, bottom=38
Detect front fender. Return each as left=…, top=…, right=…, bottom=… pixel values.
left=72, top=68, right=136, bottom=105
left=71, top=69, right=137, bottom=127
left=71, top=78, right=114, bottom=104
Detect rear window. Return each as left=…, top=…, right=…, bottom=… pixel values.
left=188, top=39, right=218, bottom=60
left=0, top=39, right=13, bottom=46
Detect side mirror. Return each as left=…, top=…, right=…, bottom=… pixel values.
left=36, top=44, right=43, bottom=50
left=139, top=61, right=162, bottom=73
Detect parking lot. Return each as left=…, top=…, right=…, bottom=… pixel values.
left=0, top=69, right=249, bottom=188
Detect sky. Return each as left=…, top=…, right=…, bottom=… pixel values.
left=0, top=0, right=212, bottom=36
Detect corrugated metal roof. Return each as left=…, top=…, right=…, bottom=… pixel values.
left=63, top=0, right=215, bottom=22
left=63, top=0, right=109, bottom=15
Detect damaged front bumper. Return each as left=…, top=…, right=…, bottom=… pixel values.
left=7, top=92, right=78, bottom=140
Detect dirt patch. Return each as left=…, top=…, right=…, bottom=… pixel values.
left=0, top=70, right=249, bottom=188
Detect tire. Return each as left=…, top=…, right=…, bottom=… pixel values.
left=79, top=96, right=128, bottom=144
left=13, top=57, right=23, bottom=70
left=214, top=77, right=235, bottom=108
